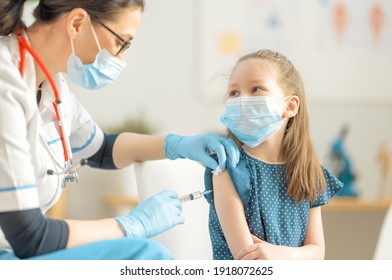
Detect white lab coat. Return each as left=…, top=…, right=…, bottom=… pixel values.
left=0, top=33, right=105, bottom=250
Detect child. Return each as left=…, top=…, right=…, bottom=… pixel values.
left=204, top=49, right=343, bottom=260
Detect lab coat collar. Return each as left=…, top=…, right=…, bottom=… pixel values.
left=9, top=30, right=37, bottom=95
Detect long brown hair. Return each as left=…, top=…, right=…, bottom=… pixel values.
left=229, top=49, right=326, bottom=203
left=0, top=0, right=145, bottom=36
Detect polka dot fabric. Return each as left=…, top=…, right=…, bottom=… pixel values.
left=204, top=147, right=343, bottom=260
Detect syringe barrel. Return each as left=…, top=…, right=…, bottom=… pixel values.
left=179, top=191, right=202, bottom=203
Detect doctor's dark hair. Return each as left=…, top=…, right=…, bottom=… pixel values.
left=0, top=0, right=145, bottom=36
left=0, top=0, right=27, bottom=36
left=227, top=49, right=326, bottom=204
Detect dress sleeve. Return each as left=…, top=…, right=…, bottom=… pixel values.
left=203, top=167, right=214, bottom=204
left=311, top=166, right=344, bottom=208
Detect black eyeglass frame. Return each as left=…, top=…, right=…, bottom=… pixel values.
left=91, top=17, right=131, bottom=56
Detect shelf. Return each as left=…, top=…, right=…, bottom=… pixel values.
left=103, top=195, right=138, bottom=209
left=322, top=197, right=392, bottom=212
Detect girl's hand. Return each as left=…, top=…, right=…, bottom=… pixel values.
left=235, top=235, right=291, bottom=260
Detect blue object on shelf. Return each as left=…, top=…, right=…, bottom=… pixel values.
left=330, top=126, right=358, bottom=197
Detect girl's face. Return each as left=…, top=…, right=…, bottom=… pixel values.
left=227, top=58, right=285, bottom=99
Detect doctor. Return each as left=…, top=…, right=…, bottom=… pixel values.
left=0, top=0, right=239, bottom=260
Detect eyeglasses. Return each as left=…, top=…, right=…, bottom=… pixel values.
left=92, top=17, right=132, bottom=56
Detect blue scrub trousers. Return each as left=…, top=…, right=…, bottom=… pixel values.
left=0, top=238, right=173, bottom=260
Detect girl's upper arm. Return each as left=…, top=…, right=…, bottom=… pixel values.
left=303, top=206, right=325, bottom=250
left=212, top=171, right=253, bottom=257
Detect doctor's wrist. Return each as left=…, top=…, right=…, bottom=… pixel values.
left=114, top=215, right=145, bottom=239
left=113, top=217, right=127, bottom=238
left=164, top=134, right=184, bottom=160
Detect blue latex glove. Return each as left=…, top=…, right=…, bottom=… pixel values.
left=164, top=133, right=240, bottom=171
left=115, top=190, right=184, bottom=239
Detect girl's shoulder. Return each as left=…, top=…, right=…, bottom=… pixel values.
left=204, top=151, right=253, bottom=205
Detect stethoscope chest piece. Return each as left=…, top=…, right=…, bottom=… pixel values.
left=64, top=170, right=79, bottom=184
left=47, top=159, right=88, bottom=187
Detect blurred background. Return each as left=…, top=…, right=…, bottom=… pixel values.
left=25, top=0, right=392, bottom=259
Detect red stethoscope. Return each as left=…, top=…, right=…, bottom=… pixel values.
left=16, top=29, right=86, bottom=184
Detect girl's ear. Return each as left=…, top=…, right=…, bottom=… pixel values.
left=282, top=95, right=300, bottom=119
left=65, top=8, right=89, bottom=40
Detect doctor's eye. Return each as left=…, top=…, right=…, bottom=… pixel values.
left=228, top=90, right=240, bottom=98
left=116, top=40, right=123, bottom=47
left=116, top=41, right=132, bottom=56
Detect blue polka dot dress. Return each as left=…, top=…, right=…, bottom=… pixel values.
left=204, top=147, right=343, bottom=260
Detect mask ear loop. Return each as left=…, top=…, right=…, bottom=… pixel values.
left=70, top=38, right=75, bottom=55
left=282, top=97, right=290, bottom=120
left=87, top=16, right=102, bottom=52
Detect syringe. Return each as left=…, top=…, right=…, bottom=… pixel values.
left=179, top=190, right=212, bottom=203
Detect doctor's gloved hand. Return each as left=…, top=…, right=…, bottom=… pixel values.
left=115, top=190, right=184, bottom=239
left=164, top=133, right=240, bottom=171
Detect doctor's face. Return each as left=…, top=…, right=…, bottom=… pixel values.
left=74, top=7, right=142, bottom=62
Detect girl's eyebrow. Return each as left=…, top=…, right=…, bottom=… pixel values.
left=249, top=79, right=268, bottom=84
left=228, top=82, right=239, bottom=89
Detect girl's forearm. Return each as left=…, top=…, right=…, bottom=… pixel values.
left=281, top=244, right=325, bottom=260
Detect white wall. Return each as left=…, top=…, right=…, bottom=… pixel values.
left=70, top=0, right=392, bottom=199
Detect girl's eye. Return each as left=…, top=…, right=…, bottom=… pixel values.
left=252, top=86, right=262, bottom=93
left=228, top=90, right=240, bottom=98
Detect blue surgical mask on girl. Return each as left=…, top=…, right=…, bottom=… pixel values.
left=67, top=17, right=127, bottom=90
left=220, top=96, right=290, bottom=148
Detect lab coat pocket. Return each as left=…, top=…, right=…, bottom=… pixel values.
left=40, top=121, right=67, bottom=167
left=38, top=122, right=66, bottom=211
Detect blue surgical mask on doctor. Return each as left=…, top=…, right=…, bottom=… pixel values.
left=220, top=96, right=290, bottom=148
left=67, top=17, right=127, bottom=90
